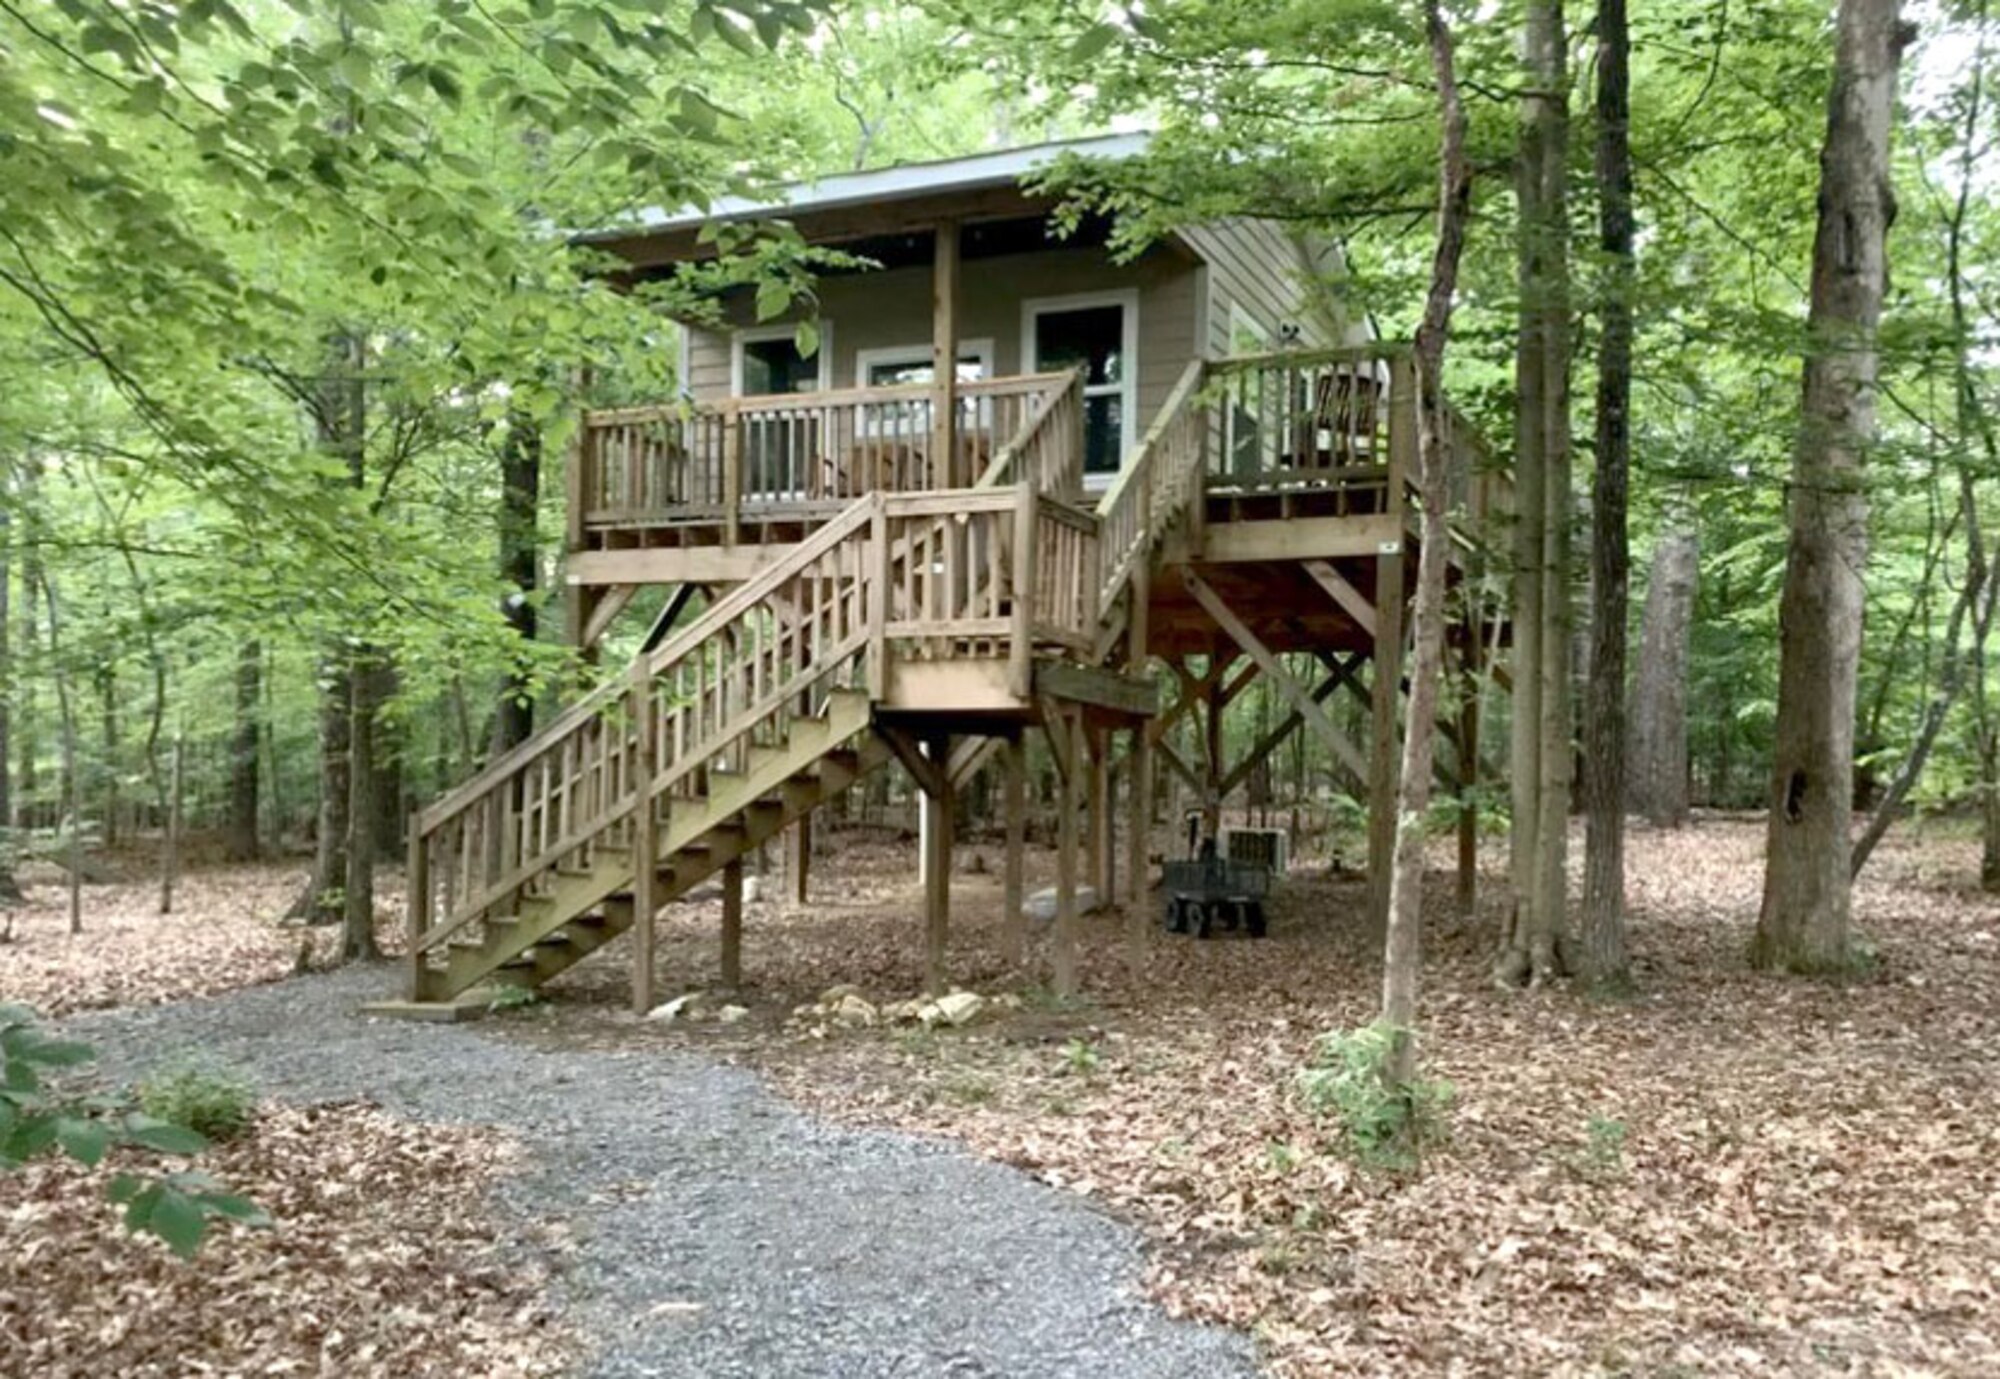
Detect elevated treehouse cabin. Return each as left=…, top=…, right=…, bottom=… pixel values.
left=394, top=135, right=1510, bottom=1016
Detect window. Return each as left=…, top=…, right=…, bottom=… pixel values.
left=1023, top=291, right=1139, bottom=484
left=853, top=341, right=995, bottom=441
left=854, top=340, right=995, bottom=389
left=733, top=324, right=825, bottom=397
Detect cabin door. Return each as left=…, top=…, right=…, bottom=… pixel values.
left=1024, top=291, right=1137, bottom=486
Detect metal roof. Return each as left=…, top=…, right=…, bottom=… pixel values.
left=580, top=131, right=1152, bottom=243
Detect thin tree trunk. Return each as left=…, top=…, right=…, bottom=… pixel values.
left=1755, top=0, right=1910, bottom=972
left=1382, top=0, right=1473, bottom=1088
left=1580, top=0, right=1635, bottom=986
left=98, top=667, right=118, bottom=849
left=343, top=652, right=383, bottom=960
left=40, top=568, right=81, bottom=935
left=494, top=412, right=541, bottom=755
left=290, top=333, right=366, bottom=922
left=227, top=641, right=261, bottom=861
left=0, top=466, right=16, bottom=905
left=160, top=733, right=182, bottom=915
left=1499, top=0, right=1572, bottom=987
left=1629, top=529, right=1698, bottom=825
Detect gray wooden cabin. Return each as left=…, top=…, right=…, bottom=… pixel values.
left=389, top=135, right=1508, bottom=1017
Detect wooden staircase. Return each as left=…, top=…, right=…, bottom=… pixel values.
left=396, top=374, right=1138, bottom=1013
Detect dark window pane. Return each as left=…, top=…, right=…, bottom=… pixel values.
left=1083, top=395, right=1123, bottom=474
left=743, top=337, right=816, bottom=395
left=1035, top=305, right=1124, bottom=386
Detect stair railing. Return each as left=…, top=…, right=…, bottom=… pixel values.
left=975, top=366, right=1087, bottom=495
left=407, top=493, right=883, bottom=991
left=1093, top=358, right=1208, bottom=613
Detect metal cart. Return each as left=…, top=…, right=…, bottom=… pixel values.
left=1162, top=854, right=1271, bottom=938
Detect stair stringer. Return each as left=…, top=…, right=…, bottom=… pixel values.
left=429, top=689, right=892, bottom=1001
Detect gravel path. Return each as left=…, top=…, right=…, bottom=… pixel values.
left=67, top=967, right=1261, bottom=1379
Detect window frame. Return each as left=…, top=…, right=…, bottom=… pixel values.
left=1020, top=289, right=1141, bottom=489
left=730, top=320, right=833, bottom=397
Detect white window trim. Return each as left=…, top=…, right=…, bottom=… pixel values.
left=853, top=338, right=997, bottom=387
left=730, top=320, right=833, bottom=397
left=1020, top=289, right=1140, bottom=490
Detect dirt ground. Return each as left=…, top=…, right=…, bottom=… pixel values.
left=6, top=818, right=1998, bottom=1375
left=513, top=817, right=2000, bottom=1377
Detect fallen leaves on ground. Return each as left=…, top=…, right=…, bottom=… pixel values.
left=0, top=857, right=405, bottom=1017
left=517, top=820, right=2000, bottom=1376
left=0, top=1101, right=565, bottom=1379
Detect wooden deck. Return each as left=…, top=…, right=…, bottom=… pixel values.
left=389, top=344, right=1509, bottom=1017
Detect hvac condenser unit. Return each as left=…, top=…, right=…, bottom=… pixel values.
left=1219, top=826, right=1289, bottom=873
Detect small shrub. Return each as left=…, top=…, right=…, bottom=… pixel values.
left=1060, top=1037, right=1101, bottom=1076
left=1295, top=1023, right=1451, bottom=1167
left=1581, top=1114, right=1628, bottom=1179
left=137, top=1060, right=258, bottom=1143
left=485, top=985, right=541, bottom=1014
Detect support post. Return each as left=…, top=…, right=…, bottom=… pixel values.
left=1088, top=726, right=1111, bottom=902
left=788, top=815, right=811, bottom=905
left=932, top=219, right=961, bottom=489
left=1003, top=731, right=1027, bottom=967
left=406, top=818, right=429, bottom=1001
left=632, top=668, right=657, bottom=1013
left=720, top=856, right=743, bottom=990
left=1126, top=563, right=1152, bottom=964
left=1203, top=660, right=1226, bottom=841
left=1053, top=709, right=1083, bottom=997
left=923, top=736, right=953, bottom=993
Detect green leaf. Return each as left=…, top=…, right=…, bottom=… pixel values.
left=147, top=1187, right=208, bottom=1259
left=793, top=318, right=819, bottom=359
left=1068, top=23, right=1120, bottom=62
left=753, top=278, right=790, bottom=323
left=56, top=1117, right=111, bottom=1167
left=196, top=1191, right=270, bottom=1226
left=123, top=1115, right=209, bottom=1155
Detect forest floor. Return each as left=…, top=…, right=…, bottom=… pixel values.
left=519, top=816, right=2000, bottom=1377
left=3, top=817, right=1996, bottom=1376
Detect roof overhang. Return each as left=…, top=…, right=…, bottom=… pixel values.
left=579, top=131, right=1158, bottom=271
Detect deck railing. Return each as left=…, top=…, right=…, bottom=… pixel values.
left=575, top=372, right=1078, bottom=536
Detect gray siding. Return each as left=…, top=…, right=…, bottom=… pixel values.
left=1180, top=218, right=1364, bottom=355
left=678, top=220, right=1357, bottom=449
left=684, top=243, right=1200, bottom=436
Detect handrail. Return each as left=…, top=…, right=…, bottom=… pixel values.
left=419, top=494, right=879, bottom=833
left=1094, top=358, right=1208, bottom=612
left=587, top=371, right=1078, bottom=428
left=976, top=366, right=1086, bottom=490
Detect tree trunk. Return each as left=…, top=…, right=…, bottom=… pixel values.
left=343, top=652, right=384, bottom=961
left=495, top=412, right=541, bottom=756
left=290, top=664, right=352, bottom=922
left=226, top=641, right=261, bottom=861
left=1381, top=0, right=1472, bottom=1088
left=160, top=734, right=182, bottom=915
left=39, top=568, right=81, bottom=935
left=1580, top=0, right=1635, bottom=987
left=372, top=658, right=405, bottom=855
left=0, top=468, right=16, bottom=904
left=291, top=333, right=367, bottom=923
left=1629, top=529, right=1698, bottom=826
left=98, top=667, right=118, bottom=848
left=1499, top=0, right=1573, bottom=988
left=1754, top=0, right=1909, bottom=973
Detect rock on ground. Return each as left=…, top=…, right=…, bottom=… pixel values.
left=66, top=967, right=1261, bottom=1379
